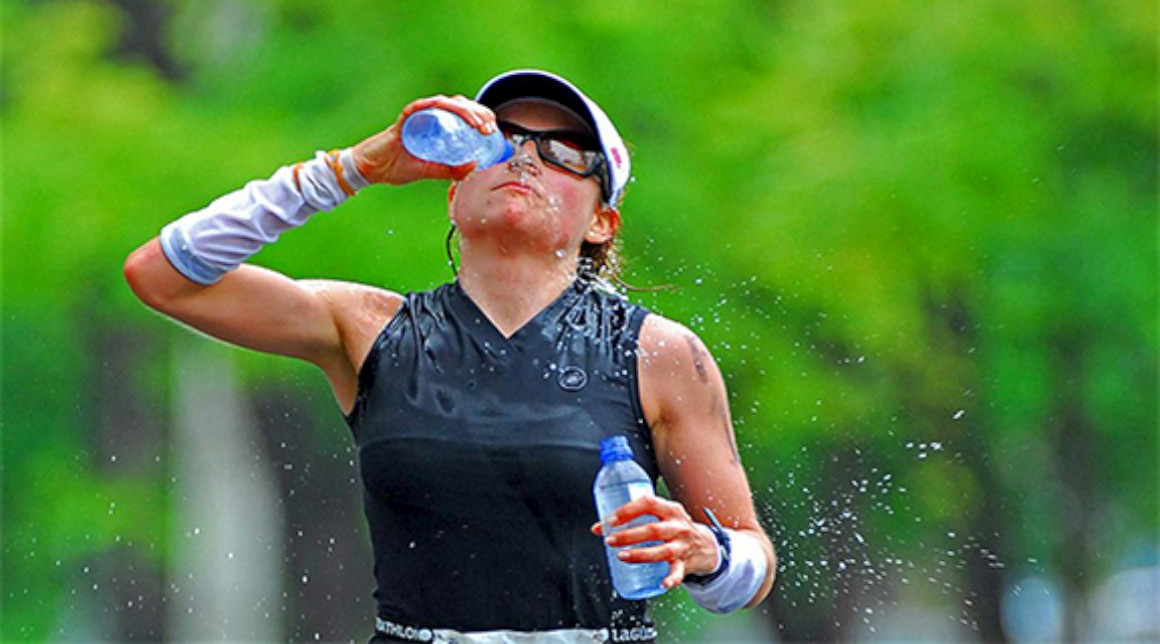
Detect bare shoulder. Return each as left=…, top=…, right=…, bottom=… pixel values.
left=638, top=314, right=725, bottom=427
left=638, top=313, right=717, bottom=382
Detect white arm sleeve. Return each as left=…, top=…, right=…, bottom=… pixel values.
left=160, top=148, right=367, bottom=284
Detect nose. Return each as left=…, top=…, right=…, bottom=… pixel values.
left=507, top=146, right=541, bottom=174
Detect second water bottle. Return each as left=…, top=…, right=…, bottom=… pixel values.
left=593, top=436, right=669, bottom=600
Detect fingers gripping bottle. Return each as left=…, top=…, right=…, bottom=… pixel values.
left=401, top=108, right=512, bottom=169
left=593, top=436, right=669, bottom=600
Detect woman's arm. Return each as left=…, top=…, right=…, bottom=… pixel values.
left=597, top=313, right=776, bottom=609
left=124, top=94, right=496, bottom=409
left=124, top=239, right=400, bottom=411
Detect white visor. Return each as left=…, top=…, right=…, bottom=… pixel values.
left=476, top=69, right=631, bottom=207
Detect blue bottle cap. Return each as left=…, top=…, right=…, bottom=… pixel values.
left=599, top=435, right=633, bottom=464
left=480, top=139, right=513, bottom=169
left=497, top=139, right=514, bottom=163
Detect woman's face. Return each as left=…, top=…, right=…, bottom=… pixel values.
left=449, top=99, right=614, bottom=261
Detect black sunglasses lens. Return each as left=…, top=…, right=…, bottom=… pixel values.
left=541, top=140, right=598, bottom=174
left=498, top=122, right=602, bottom=177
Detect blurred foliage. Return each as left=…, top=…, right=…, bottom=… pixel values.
left=1, top=0, right=1155, bottom=641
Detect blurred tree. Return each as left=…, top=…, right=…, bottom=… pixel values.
left=105, top=0, right=185, bottom=81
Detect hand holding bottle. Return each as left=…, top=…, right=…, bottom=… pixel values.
left=595, top=436, right=719, bottom=598
left=594, top=494, right=724, bottom=590
left=593, top=436, right=669, bottom=599
left=351, top=95, right=500, bottom=186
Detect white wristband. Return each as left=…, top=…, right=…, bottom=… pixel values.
left=683, top=529, right=768, bottom=614
left=160, top=148, right=368, bottom=284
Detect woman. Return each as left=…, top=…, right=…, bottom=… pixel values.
left=124, top=69, right=775, bottom=643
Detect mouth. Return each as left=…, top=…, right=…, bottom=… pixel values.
left=493, top=180, right=539, bottom=197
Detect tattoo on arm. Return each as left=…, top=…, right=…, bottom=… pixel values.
left=681, top=333, right=740, bottom=463
left=685, top=335, right=710, bottom=384
left=712, top=391, right=742, bottom=465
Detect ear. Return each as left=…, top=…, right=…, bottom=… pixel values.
left=447, top=183, right=459, bottom=223
left=585, top=205, right=620, bottom=245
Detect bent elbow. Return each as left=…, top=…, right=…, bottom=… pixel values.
left=745, top=541, right=777, bottom=608
left=124, top=244, right=158, bottom=306
left=123, top=238, right=189, bottom=312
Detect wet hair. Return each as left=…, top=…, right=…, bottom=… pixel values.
left=579, top=237, right=621, bottom=284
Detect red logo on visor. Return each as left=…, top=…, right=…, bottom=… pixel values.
left=611, top=147, right=624, bottom=168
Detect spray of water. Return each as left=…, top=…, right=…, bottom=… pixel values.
left=641, top=273, right=1018, bottom=640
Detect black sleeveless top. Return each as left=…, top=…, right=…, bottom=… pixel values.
left=346, top=278, right=659, bottom=637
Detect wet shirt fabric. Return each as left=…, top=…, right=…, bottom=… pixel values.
left=346, top=278, right=659, bottom=641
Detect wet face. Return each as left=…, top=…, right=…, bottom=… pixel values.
left=449, top=100, right=615, bottom=262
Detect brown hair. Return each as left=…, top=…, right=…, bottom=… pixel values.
left=579, top=238, right=621, bottom=284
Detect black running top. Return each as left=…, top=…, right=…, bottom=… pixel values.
left=346, top=278, right=659, bottom=635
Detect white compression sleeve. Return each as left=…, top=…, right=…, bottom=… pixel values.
left=684, top=529, right=769, bottom=614
left=160, top=148, right=368, bottom=284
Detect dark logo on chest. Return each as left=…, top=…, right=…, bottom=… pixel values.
left=557, top=366, right=589, bottom=391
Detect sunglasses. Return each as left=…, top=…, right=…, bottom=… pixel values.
left=496, top=121, right=609, bottom=198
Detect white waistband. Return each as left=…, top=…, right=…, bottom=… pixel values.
left=375, top=617, right=658, bottom=643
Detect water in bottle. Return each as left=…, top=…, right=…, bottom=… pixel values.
left=593, top=435, right=669, bottom=600
left=401, top=108, right=512, bottom=169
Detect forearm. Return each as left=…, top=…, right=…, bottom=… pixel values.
left=159, top=149, right=368, bottom=285
left=150, top=93, right=500, bottom=286
left=683, top=513, right=773, bottom=614
left=124, top=148, right=367, bottom=362
left=744, top=528, right=776, bottom=607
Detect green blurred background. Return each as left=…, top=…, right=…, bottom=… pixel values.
left=2, top=0, right=1156, bottom=641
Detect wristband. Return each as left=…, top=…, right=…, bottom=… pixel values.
left=683, top=520, right=768, bottom=614
left=160, top=148, right=368, bottom=285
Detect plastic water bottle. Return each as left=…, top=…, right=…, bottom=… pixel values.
left=401, top=108, right=512, bottom=169
left=593, top=436, right=669, bottom=600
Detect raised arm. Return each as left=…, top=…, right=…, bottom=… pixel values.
left=124, top=95, right=499, bottom=410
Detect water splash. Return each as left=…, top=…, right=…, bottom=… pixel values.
left=753, top=434, right=1009, bottom=638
